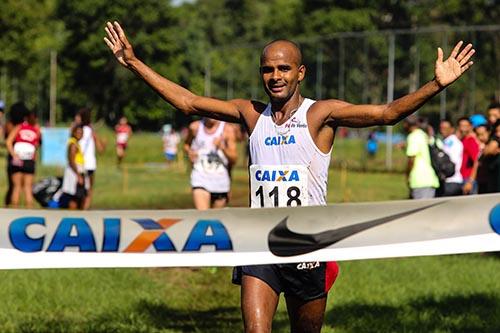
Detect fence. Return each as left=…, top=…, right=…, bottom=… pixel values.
left=204, top=25, right=500, bottom=170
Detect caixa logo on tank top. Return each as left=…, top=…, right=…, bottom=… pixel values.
left=264, top=134, right=296, bottom=146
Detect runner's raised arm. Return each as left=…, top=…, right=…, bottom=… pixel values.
left=311, top=41, right=475, bottom=128
left=104, top=21, right=244, bottom=122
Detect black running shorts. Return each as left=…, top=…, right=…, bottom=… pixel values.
left=232, top=262, right=339, bottom=302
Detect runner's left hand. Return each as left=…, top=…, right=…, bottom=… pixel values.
left=435, top=41, right=475, bottom=88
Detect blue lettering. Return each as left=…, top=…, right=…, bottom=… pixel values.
left=255, top=170, right=262, bottom=181
left=264, top=135, right=296, bottom=146
left=289, top=170, right=299, bottom=181
left=47, top=218, right=97, bottom=252
left=262, top=170, right=270, bottom=181
left=152, top=233, right=177, bottom=251
left=102, top=218, right=120, bottom=252
left=183, top=220, right=233, bottom=251
left=9, top=217, right=45, bottom=252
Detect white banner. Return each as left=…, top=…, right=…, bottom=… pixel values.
left=0, top=194, right=498, bottom=269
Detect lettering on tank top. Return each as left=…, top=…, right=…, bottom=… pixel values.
left=264, top=134, right=296, bottom=146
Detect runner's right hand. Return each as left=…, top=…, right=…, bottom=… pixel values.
left=104, top=21, right=136, bottom=68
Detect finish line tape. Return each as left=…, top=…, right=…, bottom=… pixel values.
left=0, top=194, right=498, bottom=269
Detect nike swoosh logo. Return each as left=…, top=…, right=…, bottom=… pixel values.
left=268, top=202, right=445, bottom=257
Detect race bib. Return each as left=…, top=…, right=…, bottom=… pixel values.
left=116, top=132, right=129, bottom=144
left=13, top=142, right=35, bottom=160
left=250, top=165, right=308, bottom=208
left=195, top=149, right=226, bottom=174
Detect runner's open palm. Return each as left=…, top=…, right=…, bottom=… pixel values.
left=435, top=41, right=475, bottom=88
left=104, top=21, right=135, bottom=68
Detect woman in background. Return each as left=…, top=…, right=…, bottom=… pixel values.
left=6, top=107, right=41, bottom=207
left=60, top=125, right=88, bottom=209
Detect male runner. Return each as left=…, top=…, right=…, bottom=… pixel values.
left=184, top=118, right=237, bottom=210
left=104, top=21, right=474, bottom=333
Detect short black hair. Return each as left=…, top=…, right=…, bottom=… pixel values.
left=78, top=107, right=92, bottom=126
left=440, top=118, right=454, bottom=127
left=9, top=102, right=29, bottom=125
left=488, top=102, right=500, bottom=110
left=457, top=116, right=471, bottom=124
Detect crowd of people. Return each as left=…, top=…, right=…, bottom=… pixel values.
left=405, top=102, right=500, bottom=199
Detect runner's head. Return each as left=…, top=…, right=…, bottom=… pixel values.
left=26, top=109, right=37, bottom=125
left=260, top=39, right=305, bottom=103
left=78, top=107, right=92, bottom=126
left=71, top=124, right=84, bottom=141
left=203, top=117, right=219, bottom=128
left=9, top=102, right=29, bottom=125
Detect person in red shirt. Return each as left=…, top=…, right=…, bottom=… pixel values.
left=115, top=116, right=132, bottom=166
left=6, top=108, right=41, bottom=207
left=457, top=117, right=480, bottom=194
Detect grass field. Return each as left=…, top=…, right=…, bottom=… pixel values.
left=0, top=129, right=498, bottom=332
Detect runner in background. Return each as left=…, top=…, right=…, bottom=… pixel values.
left=5, top=107, right=41, bottom=208
left=77, top=107, right=105, bottom=210
left=115, top=116, right=132, bottom=166
left=184, top=118, right=237, bottom=210
left=162, top=124, right=180, bottom=167
left=60, top=125, right=88, bottom=210
left=3, top=102, right=26, bottom=206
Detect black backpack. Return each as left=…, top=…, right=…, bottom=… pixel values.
left=429, top=141, right=455, bottom=181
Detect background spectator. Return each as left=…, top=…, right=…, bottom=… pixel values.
left=4, top=102, right=30, bottom=206
left=162, top=124, right=180, bottom=167
left=60, top=125, right=88, bottom=209
left=458, top=117, right=480, bottom=194
left=487, top=101, right=500, bottom=129
left=5, top=107, right=41, bottom=208
left=438, top=119, right=463, bottom=196
left=115, top=116, right=132, bottom=166
left=78, top=107, right=104, bottom=209
left=404, top=115, right=439, bottom=199
left=0, top=100, right=5, bottom=141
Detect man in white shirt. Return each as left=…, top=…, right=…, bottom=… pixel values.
left=439, top=119, right=464, bottom=196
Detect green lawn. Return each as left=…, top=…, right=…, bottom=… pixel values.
left=0, top=129, right=498, bottom=332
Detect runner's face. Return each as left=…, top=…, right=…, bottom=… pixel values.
left=74, top=128, right=83, bottom=140
left=260, top=46, right=304, bottom=102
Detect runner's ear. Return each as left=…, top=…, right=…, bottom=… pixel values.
left=298, top=65, right=306, bottom=83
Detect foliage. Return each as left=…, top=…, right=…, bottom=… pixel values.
left=0, top=0, right=498, bottom=129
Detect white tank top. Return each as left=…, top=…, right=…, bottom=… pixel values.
left=190, top=121, right=230, bottom=193
left=79, top=125, right=96, bottom=171
left=249, top=98, right=331, bottom=207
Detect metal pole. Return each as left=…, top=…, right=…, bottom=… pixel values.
left=49, top=50, right=57, bottom=127
left=251, top=51, right=259, bottom=100
left=0, top=66, right=6, bottom=104
left=338, top=37, right=345, bottom=100
left=362, top=38, right=369, bottom=104
left=439, top=32, right=448, bottom=120
left=227, top=70, right=234, bottom=100
left=316, top=44, right=323, bottom=100
left=468, top=32, right=477, bottom=114
left=386, top=33, right=395, bottom=171
left=204, top=52, right=211, bottom=97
